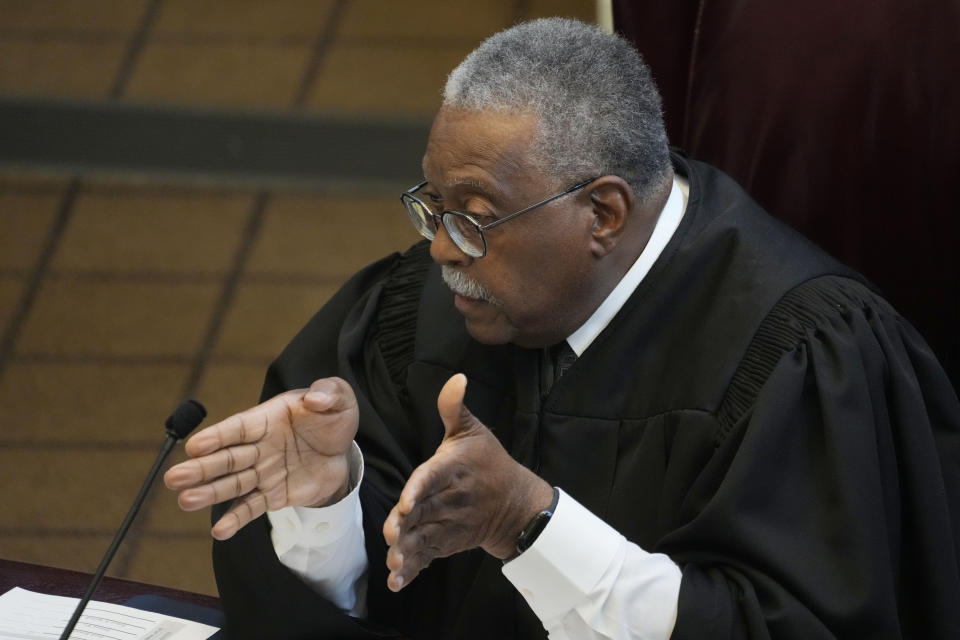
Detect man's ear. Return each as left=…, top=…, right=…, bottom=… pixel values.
left=586, top=176, right=635, bottom=257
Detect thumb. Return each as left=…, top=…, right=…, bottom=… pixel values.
left=302, top=377, right=356, bottom=414
left=437, top=373, right=479, bottom=439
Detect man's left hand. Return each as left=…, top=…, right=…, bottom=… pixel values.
left=382, top=373, right=554, bottom=592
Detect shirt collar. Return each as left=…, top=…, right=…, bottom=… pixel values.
left=565, top=175, right=689, bottom=356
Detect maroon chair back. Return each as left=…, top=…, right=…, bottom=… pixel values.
left=614, top=0, right=960, bottom=390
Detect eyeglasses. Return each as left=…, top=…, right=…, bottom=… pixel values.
left=400, top=177, right=598, bottom=258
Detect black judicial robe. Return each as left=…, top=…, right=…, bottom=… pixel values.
left=211, top=154, right=960, bottom=639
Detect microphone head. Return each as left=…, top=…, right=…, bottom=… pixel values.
left=165, top=399, right=207, bottom=440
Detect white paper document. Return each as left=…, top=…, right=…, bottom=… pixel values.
left=0, top=587, right=218, bottom=640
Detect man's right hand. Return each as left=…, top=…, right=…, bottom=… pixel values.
left=163, top=377, right=359, bottom=540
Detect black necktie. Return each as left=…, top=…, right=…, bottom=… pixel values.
left=551, top=341, right=577, bottom=385
left=541, top=341, right=577, bottom=397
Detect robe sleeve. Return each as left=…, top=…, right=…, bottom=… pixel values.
left=210, top=247, right=424, bottom=640
left=666, top=276, right=960, bottom=639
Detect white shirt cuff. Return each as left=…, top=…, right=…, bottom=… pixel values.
left=268, top=441, right=364, bottom=557
left=502, top=488, right=681, bottom=639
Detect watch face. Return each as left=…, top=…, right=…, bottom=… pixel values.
left=517, top=510, right=552, bottom=553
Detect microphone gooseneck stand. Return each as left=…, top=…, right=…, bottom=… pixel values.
left=58, top=399, right=206, bottom=640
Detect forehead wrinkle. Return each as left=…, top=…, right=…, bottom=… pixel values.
left=442, top=171, right=512, bottom=207
left=446, top=176, right=492, bottom=192
left=421, top=112, right=534, bottom=200
left=421, top=156, right=504, bottom=200
left=436, top=146, right=530, bottom=199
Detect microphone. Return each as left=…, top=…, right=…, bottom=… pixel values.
left=165, top=399, right=207, bottom=440
left=58, top=400, right=206, bottom=640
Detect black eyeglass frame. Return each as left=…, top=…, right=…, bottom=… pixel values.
left=401, top=176, right=599, bottom=258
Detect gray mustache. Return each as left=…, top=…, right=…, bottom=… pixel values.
left=441, top=266, right=501, bottom=305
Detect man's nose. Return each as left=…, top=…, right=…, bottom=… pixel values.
left=429, top=221, right=473, bottom=267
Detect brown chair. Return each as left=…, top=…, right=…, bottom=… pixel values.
left=614, top=0, right=960, bottom=390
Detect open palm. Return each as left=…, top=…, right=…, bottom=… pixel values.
left=164, top=377, right=359, bottom=540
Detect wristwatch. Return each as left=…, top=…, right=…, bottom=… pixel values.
left=515, top=487, right=560, bottom=555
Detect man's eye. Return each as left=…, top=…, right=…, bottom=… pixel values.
left=469, top=212, right=497, bottom=225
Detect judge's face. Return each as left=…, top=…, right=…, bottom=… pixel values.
left=421, top=108, right=601, bottom=348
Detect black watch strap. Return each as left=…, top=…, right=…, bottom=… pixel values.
left=515, top=487, right=560, bottom=555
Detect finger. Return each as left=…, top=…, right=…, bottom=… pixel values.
left=385, top=544, right=411, bottom=592
left=163, top=460, right=196, bottom=490
left=177, top=466, right=261, bottom=511
left=164, top=444, right=262, bottom=489
left=384, top=483, right=452, bottom=547
left=398, top=478, right=464, bottom=533
left=388, top=573, right=407, bottom=592
left=394, top=521, right=447, bottom=560
left=193, top=444, right=264, bottom=484
left=394, top=457, right=455, bottom=524
left=386, top=521, right=447, bottom=592
left=184, top=389, right=307, bottom=457
left=385, top=541, right=403, bottom=573
left=211, top=490, right=269, bottom=540
left=185, top=412, right=266, bottom=457
left=302, top=377, right=357, bottom=414
left=383, top=504, right=403, bottom=546
left=386, top=549, right=407, bottom=592
left=436, top=373, right=482, bottom=439
left=382, top=492, right=436, bottom=549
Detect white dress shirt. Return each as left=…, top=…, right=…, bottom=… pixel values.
left=268, top=175, right=690, bottom=638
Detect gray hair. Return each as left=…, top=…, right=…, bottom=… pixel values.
left=443, top=18, right=672, bottom=205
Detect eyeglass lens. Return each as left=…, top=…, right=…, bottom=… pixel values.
left=443, top=215, right=484, bottom=257
left=403, top=196, right=485, bottom=257
left=403, top=197, right=438, bottom=239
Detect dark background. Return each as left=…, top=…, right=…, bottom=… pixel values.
left=615, top=0, right=960, bottom=391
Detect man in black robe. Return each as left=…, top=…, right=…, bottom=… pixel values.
left=164, top=18, right=960, bottom=639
